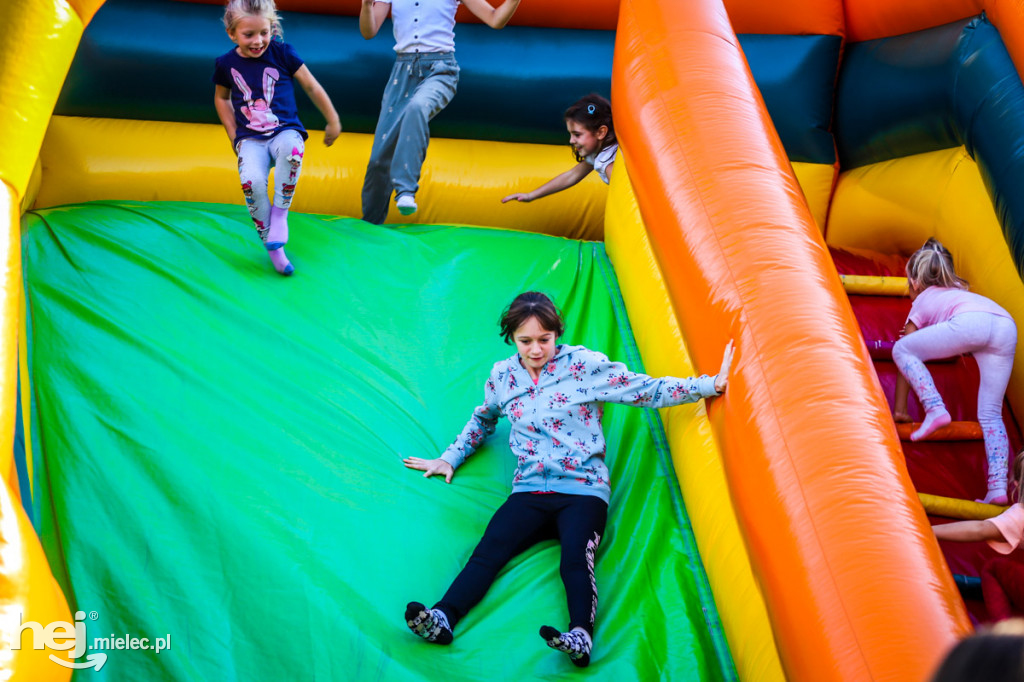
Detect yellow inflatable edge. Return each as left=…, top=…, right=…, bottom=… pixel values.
left=35, top=117, right=836, bottom=247
left=0, top=3, right=84, bottom=199
left=604, top=155, right=785, bottom=682
left=34, top=117, right=609, bottom=241
left=791, top=161, right=834, bottom=232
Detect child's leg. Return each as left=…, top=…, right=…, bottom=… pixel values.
left=893, top=373, right=913, bottom=422
left=892, top=321, right=971, bottom=439
left=361, top=59, right=413, bottom=225
left=236, top=139, right=272, bottom=241
left=390, top=56, right=459, bottom=211
left=266, top=130, right=305, bottom=249
left=427, top=493, right=554, bottom=633
left=981, top=557, right=1024, bottom=621
left=974, top=316, right=1017, bottom=503
left=554, top=495, right=608, bottom=635
left=540, top=494, right=608, bottom=667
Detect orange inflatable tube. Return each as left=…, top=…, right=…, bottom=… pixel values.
left=845, top=0, right=980, bottom=41
left=724, top=0, right=843, bottom=35
left=614, top=0, right=970, bottom=679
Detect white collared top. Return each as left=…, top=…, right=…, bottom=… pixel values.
left=379, top=0, right=460, bottom=53
left=585, top=143, right=619, bottom=185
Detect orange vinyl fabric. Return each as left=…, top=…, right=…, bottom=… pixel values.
left=723, top=0, right=844, bottom=36
left=844, top=0, right=982, bottom=41
left=613, top=0, right=971, bottom=679
left=173, top=0, right=619, bottom=30
left=66, top=0, right=105, bottom=24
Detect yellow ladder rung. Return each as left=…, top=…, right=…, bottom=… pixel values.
left=896, top=421, right=983, bottom=441
left=919, top=492, right=1009, bottom=520
left=840, top=274, right=909, bottom=296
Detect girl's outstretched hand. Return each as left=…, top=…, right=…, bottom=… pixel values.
left=501, top=193, right=532, bottom=203
left=403, top=456, right=455, bottom=483
left=714, top=339, right=734, bottom=394
left=324, top=120, right=341, bottom=147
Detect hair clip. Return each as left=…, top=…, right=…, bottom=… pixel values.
left=587, top=104, right=596, bottom=115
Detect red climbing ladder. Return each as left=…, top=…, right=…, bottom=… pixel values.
left=833, top=246, right=1024, bottom=623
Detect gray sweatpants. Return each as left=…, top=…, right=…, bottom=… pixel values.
left=237, top=129, right=305, bottom=240
left=361, top=52, right=459, bottom=224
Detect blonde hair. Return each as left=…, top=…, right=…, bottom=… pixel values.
left=906, top=238, right=969, bottom=292
left=223, top=0, right=283, bottom=40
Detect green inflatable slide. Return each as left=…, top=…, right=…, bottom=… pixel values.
left=21, top=201, right=733, bottom=680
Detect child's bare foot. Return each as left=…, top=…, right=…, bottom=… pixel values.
left=893, top=410, right=912, bottom=423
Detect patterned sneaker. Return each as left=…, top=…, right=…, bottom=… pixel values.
left=540, top=625, right=591, bottom=667
left=405, top=602, right=453, bottom=644
left=396, top=193, right=418, bottom=216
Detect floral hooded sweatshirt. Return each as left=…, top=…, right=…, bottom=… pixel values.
left=439, top=344, right=720, bottom=503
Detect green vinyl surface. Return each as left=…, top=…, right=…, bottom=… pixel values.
left=21, top=201, right=733, bottom=681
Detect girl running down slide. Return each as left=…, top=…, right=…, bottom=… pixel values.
left=402, top=291, right=734, bottom=667
left=213, top=0, right=341, bottom=275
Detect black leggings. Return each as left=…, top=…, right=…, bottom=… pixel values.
left=435, top=492, right=608, bottom=635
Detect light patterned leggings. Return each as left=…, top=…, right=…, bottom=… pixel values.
left=893, top=312, right=1017, bottom=490
left=236, top=129, right=305, bottom=240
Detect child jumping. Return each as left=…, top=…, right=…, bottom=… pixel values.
left=934, top=453, right=1024, bottom=622
left=402, top=291, right=734, bottom=666
left=501, top=94, right=618, bottom=204
left=358, top=0, right=522, bottom=222
left=893, top=238, right=1018, bottom=504
left=213, top=0, right=341, bottom=275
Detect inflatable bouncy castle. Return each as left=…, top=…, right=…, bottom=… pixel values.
left=4, top=0, right=1024, bottom=679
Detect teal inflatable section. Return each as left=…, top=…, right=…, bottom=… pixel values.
left=742, top=34, right=840, bottom=164
left=54, top=0, right=614, bottom=144
left=56, top=0, right=839, bottom=160
left=836, top=15, right=1024, bottom=275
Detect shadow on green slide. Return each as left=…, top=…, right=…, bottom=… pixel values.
left=21, top=201, right=733, bottom=681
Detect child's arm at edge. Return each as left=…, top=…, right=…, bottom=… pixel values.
left=462, top=0, right=522, bottom=29
left=403, top=369, right=503, bottom=483
left=501, top=162, right=592, bottom=204
left=214, top=85, right=237, bottom=149
left=293, top=65, right=341, bottom=146
left=360, top=0, right=390, bottom=39
left=933, top=519, right=1002, bottom=542
left=714, top=340, right=733, bottom=394
left=587, top=340, right=734, bottom=408
left=403, top=456, right=456, bottom=483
